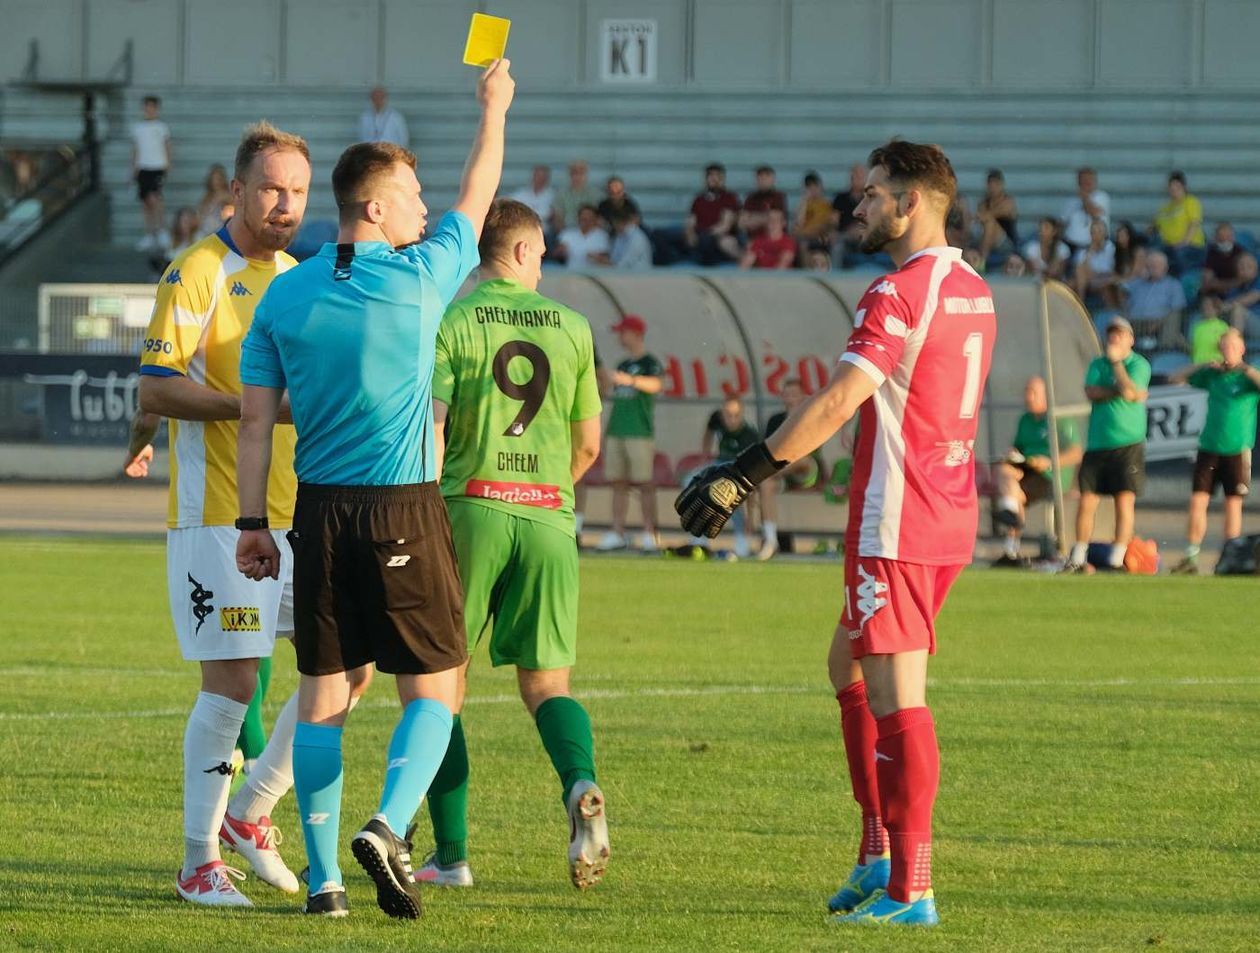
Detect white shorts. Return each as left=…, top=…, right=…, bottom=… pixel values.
left=167, top=526, right=293, bottom=662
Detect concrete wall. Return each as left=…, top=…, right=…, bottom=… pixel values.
left=6, top=0, right=1260, bottom=90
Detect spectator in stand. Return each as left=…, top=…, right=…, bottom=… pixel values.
left=946, top=193, right=971, bottom=249
left=685, top=163, right=741, bottom=265
left=131, top=95, right=171, bottom=252
left=758, top=378, right=823, bottom=559
left=740, top=208, right=796, bottom=270
left=1062, top=317, right=1151, bottom=574
left=975, top=169, right=1018, bottom=260
left=151, top=206, right=201, bottom=276
left=552, top=160, right=602, bottom=234
left=701, top=396, right=762, bottom=557
left=1201, top=222, right=1246, bottom=298
left=556, top=204, right=611, bottom=271
left=597, top=176, right=640, bottom=230
left=830, top=163, right=866, bottom=264
left=196, top=164, right=233, bottom=238
left=1121, top=249, right=1188, bottom=350
left=1061, top=166, right=1110, bottom=253
left=1222, top=252, right=1260, bottom=341
left=1112, top=220, right=1145, bottom=283
left=1002, top=253, right=1028, bottom=277
left=792, top=171, right=833, bottom=262
left=609, top=210, right=652, bottom=271
left=598, top=315, right=664, bottom=552
left=1022, top=217, right=1070, bottom=280
left=992, top=375, right=1083, bottom=566
left=962, top=247, right=986, bottom=273
left=1072, top=219, right=1118, bottom=307
left=1167, top=329, right=1260, bottom=574
left=1191, top=297, right=1232, bottom=364
left=357, top=86, right=409, bottom=147
left=740, top=165, right=787, bottom=240
left=1152, top=170, right=1205, bottom=271
left=806, top=243, right=832, bottom=272
left=510, top=165, right=556, bottom=227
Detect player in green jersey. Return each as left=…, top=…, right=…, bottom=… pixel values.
left=419, top=198, right=609, bottom=890
left=1167, top=329, right=1260, bottom=573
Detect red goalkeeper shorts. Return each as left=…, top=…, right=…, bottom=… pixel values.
left=840, top=556, right=964, bottom=658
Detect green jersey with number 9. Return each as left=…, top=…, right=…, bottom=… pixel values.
left=433, top=278, right=603, bottom=534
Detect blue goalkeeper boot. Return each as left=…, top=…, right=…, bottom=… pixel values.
left=826, top=854, right=889, bottom=913
left=831, top=887, right=940, bottom=926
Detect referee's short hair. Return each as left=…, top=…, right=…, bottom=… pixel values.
left=234, top=121, right=310, bottom=182
left=867, top=139, right=957, bottom=212
left=332, top=141, right=417, bottom=219
left=478, top=198, right=543, bottom=264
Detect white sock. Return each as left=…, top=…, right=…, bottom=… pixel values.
left=227, top=690, right=298, bottom=824
left=183, top=691, right=248, bottom=878
left=1109, top=543, right=1127, bottom=568
left=762, top=521, right=777, bottom=542
left=1070, top=542, right=1088, bottom=565
left=1004, top=535, right=1021, bottom=558
left=734, top=533, right=750, bottom=558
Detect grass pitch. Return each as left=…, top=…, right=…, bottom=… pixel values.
left=1, top=535, right=1257, bottom=953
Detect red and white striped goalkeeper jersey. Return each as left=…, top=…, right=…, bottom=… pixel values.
left=840, top=246, right=996, bottom=565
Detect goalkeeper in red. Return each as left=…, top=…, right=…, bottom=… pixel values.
left=677, top=140, right=995, bottom=927
left=420, top=198, right=609, bottom=889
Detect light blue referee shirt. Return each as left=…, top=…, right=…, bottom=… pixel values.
left=240, top=211, right=478, bottom=485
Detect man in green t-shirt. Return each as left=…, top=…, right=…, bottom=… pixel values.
left=993, top=375, right=1083, bottom=566
left=423, top=199, right=610, bottom=891
left=1167, top=329, right=1260, bottom=573
left=701, top=395, right=762, bottom=557
left=596, top=313, right=664, bottom=552
left=1063, top=317, right=1153, bottom=573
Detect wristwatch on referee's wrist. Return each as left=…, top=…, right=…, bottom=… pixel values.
left=235, top=516, right=269, bottom=531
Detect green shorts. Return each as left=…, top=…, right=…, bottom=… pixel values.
left=446, top=499, right=580, bottom=670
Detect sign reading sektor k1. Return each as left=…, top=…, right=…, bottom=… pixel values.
left=600, top=19, right=657, bottom=83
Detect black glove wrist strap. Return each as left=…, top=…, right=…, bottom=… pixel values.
left=733, top=441, right=788, bottom=488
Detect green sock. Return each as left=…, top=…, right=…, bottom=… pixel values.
left=427, top=714, right=469, bottom=865
left=534, top=696, right=597, bottom=805
left=236, top=656, right=272, bottom=760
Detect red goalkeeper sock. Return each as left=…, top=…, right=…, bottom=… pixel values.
left=875, top=706, right=939, bottom=902
left=837, top=682, right=887, bottom=863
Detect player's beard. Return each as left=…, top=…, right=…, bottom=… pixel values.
left=859, top=216, right=905, bottom=255
left=244, top=207, right=299, bottom=252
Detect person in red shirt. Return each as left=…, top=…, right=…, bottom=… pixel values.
left=739, top=208, right=796, bottom=270
left=739, top=164, right=787, bottom=240
left=677, top=140, right=995, bottom=928
left=685, top=163, right=741, bottom=265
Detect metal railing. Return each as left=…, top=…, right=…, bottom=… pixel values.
left=0, top=144, right=93, bottom=265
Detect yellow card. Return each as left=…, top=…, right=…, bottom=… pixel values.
left=463, top=13, right=510, bottom=68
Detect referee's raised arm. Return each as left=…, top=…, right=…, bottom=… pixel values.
left=452, top=58, right=515, bottom=240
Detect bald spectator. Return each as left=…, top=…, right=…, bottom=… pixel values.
left=830, top=163, right=866, bottom=263
left=552, top=160, right=602, bottom=234
left=1061, top=167, right=1110, bottom=252
left=597, top=176, right=640, bottom=229
left=357, top=86, right=409, bottom=147
left=1202, top=222, right=1246, bottom=298
left=685, top=163, right=741, bottom=265
left=993, top=376, right=1083, bottom=566
left=510, top=165, right=556, bottom=224
left=740, top=165, right=787, bottom=240
left=1121, top=249, right=1187, bottom=350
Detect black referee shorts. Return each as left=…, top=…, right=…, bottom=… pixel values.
left=288, top=482, right=468, bottom=677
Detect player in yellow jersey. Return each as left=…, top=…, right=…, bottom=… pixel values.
left=138, top=122, right=313, bottom=908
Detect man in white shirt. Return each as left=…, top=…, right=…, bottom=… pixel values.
left=1060, top=166, right=1110, bottom=251
left=557, top=205, right=610, bottom=271
left=510, top=165, right=555, bottom=226
left=357, top=87, right=409, bottom=148
left=610, top=211, right=652, bottom=270
left=130, top=95, right=172, bottom=252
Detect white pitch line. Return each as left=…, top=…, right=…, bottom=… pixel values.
left=1, top=677, right=1257, bottom=723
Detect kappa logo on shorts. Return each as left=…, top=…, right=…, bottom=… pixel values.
left=855, top=565, right=889, bottom=628
left=187, top=573, right=215, bottom=634
left=386, top=555, right=411, bottom=567
left=220, top=606, right=261, bottom=632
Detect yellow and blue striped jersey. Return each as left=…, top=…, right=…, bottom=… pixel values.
left=140, top=226, right=298, bottom=529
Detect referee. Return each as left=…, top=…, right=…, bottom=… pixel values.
left=234, top=59, right=514, bottom=919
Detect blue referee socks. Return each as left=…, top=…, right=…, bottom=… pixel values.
left=378, top=698, right=454, bottom=839
left=293, top=722, right=344, bottom=889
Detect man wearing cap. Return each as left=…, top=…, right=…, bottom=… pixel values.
left=1062, top=316, right=1152, bottom=573
left=597, top=314, right=664, bottom=551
